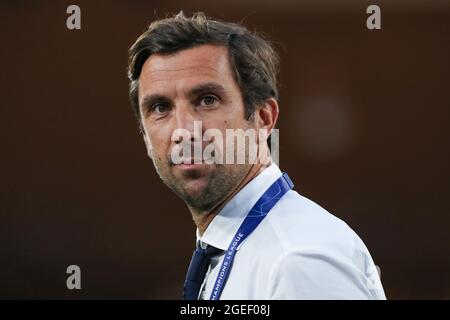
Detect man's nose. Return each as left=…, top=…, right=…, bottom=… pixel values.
left=173, top=104, right=202, bottom=143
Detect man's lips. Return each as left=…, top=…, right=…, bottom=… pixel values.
left=171, top=157, right=215, bottom=165
left=173, top=162, right=210, bottom=172
left=172, top=158, right=204, bottom=166
left=176, top=162, right=204, bottom=167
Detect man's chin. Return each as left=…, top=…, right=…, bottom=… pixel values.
left=178, top=181, right=216, bottom=209
left=180, top=176, right=210, bottom=194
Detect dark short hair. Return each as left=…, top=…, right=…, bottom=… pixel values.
left=127, top=11, right=280, bottom=132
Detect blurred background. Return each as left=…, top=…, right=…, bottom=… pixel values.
left=0, top=0, right=449, bottom=299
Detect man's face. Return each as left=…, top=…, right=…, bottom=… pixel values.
left=138, top=44, right=256, bottom=211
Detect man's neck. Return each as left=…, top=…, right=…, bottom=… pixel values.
left=190, top=162, right=271, bottom=237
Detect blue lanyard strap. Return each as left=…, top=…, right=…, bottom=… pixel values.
left=209, top=172, right=294, bottom=300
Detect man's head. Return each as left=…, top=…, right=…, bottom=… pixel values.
left=127, top=12, right=280, bottom=212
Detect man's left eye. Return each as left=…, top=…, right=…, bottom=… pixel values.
left=199, top=95, right=218, bottom=107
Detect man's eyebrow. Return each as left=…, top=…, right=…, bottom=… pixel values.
left=140, top=94, right=169, bottom=109
left=188, top=82, right=228, bottom=98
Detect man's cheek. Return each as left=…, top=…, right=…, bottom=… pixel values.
left=143, top=135, right=154, bottom=159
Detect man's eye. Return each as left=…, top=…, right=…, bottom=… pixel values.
left=199, top=95, right=219, bottom=107
left=152, top=103, right=171, bottom=114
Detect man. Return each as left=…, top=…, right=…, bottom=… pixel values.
left=127, top=11, right=386, bottom=300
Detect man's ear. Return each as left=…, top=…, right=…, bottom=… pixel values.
left=256, top=97, right=279, bottom=134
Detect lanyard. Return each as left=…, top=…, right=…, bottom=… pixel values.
left=209, top=172, right=294, bottom=300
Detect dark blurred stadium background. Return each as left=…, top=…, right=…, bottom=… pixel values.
left=0, top=0, right=449, bottom=299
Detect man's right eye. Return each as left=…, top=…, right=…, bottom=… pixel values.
left=151, top=103, right=171, bottom=114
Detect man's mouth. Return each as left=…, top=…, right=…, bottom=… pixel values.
left=183, top=158, right=204, bottom=163
left=171, top=157, right=206, bottom=167
left=171, top=156, right=215, bottom=165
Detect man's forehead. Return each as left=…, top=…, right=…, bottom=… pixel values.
left=141, top=44, right=232, bottom=78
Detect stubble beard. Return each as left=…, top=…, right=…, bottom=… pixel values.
left=151, top=154, right=251, bottom=213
